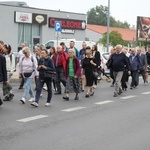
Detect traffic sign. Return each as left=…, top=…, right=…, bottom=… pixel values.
left=54, top=21, right=62, bottom=32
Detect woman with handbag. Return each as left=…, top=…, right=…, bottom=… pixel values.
left=63, top=49, right=81, bottom=101
left=31, top=49, right=55, bottom=107
left=19, top=47, right=38, bottom=104
left=82, top=48, right=97, bottom=98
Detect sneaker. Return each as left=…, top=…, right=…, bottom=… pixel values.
left=31, top=102, right=38, bottom=107
left=113, top=93, right=118, bottom=97
left=9, top=93, right=14, bottom=101
left=45, top=102, right=51, bottom=107
left=3, top=96, right=10, bottom=101
left=40, top=93, right=43, bottom=97
left=28, top=98, right=35, bottom=102
left=20, top=97, right=25, bottom=104
left=74, top=96, right=79, bottom=100
left=85, top=93, right=90, bottom=98
left=63, top=96, right=69, bottom=101
left=43, top=86, right=47, bottom=91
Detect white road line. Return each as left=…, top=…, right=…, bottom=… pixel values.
left=95, top=100, right=113, bottom=105
left=61, top=106, right=86, bottom=112
left=17, top=115, right=49, bottom=122
left=141, top=92, right=150, bottom=95
left=120, top=95, right=136, bottom=100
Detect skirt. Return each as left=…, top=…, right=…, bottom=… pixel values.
left=66, top=76, right=82, bottom=93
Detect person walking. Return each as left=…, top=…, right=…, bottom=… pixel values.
left=82, top=48, right=97, bottom=98
left=53, top=45, right=68, bottom=95
left=110, top=45, right=130, bottom=97
left=19, top=47, right=38, bottom=104
left=0, top=53, right=7, bottom=106
left=3, top=44, right=15, bottom=101
left=129, top=48, right=142, bottom=89
left=31, top=49, right=55, bottom=107
left=18, top=42, right=27, bottom=89
left=63, top=49, right=81, bottom=101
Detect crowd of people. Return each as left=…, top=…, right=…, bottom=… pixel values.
left=0, top=40, right=101, bottom=107
left=0, top=40, right=149, bottom=107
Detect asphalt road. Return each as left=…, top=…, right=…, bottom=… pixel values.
left=1, top=78, right=150, bottom=150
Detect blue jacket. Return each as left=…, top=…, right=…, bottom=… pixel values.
left=129, top=54, right=142, bottom=71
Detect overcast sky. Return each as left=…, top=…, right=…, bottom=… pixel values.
left=2, top=0, right=150, bottom=26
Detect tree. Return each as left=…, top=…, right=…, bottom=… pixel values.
left=99, top=31, right=128, bottom=47
left=87, top=5, right=130, bottom=29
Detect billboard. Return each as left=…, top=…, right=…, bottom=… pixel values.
left=137, top=16, right=150, bottom=41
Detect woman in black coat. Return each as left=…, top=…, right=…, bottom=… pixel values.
left=92, top=45, right=101, bottom=88
left=0, top=54, right=7, bottom=106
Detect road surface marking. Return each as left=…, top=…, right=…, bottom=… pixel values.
left=61, top=106, right=86, bottom=112
left=95, top=100, right=113, bottom=105
left=17, top=115, right=49, bottom=122
left=141, top=92, right=150, bottom=95
left=120, top=95, right=136, bottom=100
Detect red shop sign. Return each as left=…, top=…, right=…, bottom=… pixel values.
left=49, top=17, right=86, bottom=30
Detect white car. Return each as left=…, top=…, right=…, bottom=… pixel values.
left=100, top=52, right=110, bottom=75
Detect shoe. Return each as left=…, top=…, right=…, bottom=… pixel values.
left=118, top=89, right=123, bottom=95
left=0, top=98, right=3, bottom=106
left=31, top=102, right=38, bottom=107
left=110, top=84, right=114, bottom=87
left=90, top=92, right=94, bottom=96
left=85, top=93, right=90, bottom=98
left=130, top=87, right=133, bottom=89
left=81, top=89, right=84, bottom=92
left=113, top=93, right=118, bottom=97
left=3, top=96, right=10, bottom=101
left=74, top=96, right=79, bottom=100
left=93, top=85, right=97, bottom=89
left=28, top=98, right=35, bottom=102
left=9, top=93, right=14, bottom=101
left=18, top=86, right=23, bottom=89
left=40, top=94, right=43, bottom=97
left=20, top=97, right=25, bottom=104
left=63, top=96, right=69, bottom=101
left=45, top=102, right=51, bottom=107
left=43, top=86, right=47, bottom=91
left=54, top=92, right=61, bottom=95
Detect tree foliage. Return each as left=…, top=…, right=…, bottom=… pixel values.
left=99, top=31, right=128, bottom=47
left=87, top=5, right=130, bottom=29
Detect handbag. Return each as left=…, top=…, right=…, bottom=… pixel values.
left=23, top=72, right=33, bottom=78
left=106, top=59, right=112, bottom=69
left=93, top=71, right=99, bottom=78
left=42, top=71, right=56, bottom=79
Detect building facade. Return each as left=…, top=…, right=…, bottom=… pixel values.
left=0, top=4, right=86, bottom=52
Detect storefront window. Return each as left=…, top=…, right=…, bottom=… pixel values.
left=18, top=23, right=40, bottom=51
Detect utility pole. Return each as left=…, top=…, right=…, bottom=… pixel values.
left=106, top=0, right=110, bottom=52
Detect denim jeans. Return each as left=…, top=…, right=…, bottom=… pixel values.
left=22, top=77, right=34, bottom=100
left=35, top=78, right=52, bottom=104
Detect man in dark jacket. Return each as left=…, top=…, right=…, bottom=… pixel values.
left=111, top=45, right=130, bottom=97
left=129, top=48, right=142, bottom=89
left=0, top=54, right=7, bottom=106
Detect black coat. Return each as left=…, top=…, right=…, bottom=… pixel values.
left=0, top=55, right=7, bottom=82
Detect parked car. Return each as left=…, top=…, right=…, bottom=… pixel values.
left=100, top=52, right=110, bottom=75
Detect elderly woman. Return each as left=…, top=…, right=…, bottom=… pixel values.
left=63, top=49, right=81, bottom=101
left=19, top=47, right=38, bottom=104
left=82, top=48, right=97, bottom=98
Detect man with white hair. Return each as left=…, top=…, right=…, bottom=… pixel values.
left=110, top=45, right=130, bottom=97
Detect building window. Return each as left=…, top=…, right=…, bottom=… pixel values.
left=18, top=23, right=40, bottom=50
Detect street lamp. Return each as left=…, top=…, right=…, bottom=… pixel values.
left=106, top=0, right=110, bottom=52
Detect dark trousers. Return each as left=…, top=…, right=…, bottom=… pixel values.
left=35, top=78, right=52, bottom=103
left=139, top=69, right=146, bottom=83
left=19, top=74, right=24, bottom=88
left=110, top=69, right=115, bottom=85
left=56, top=67, right=66, bottom=93
left=131, top=70, right=139, bottom=87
